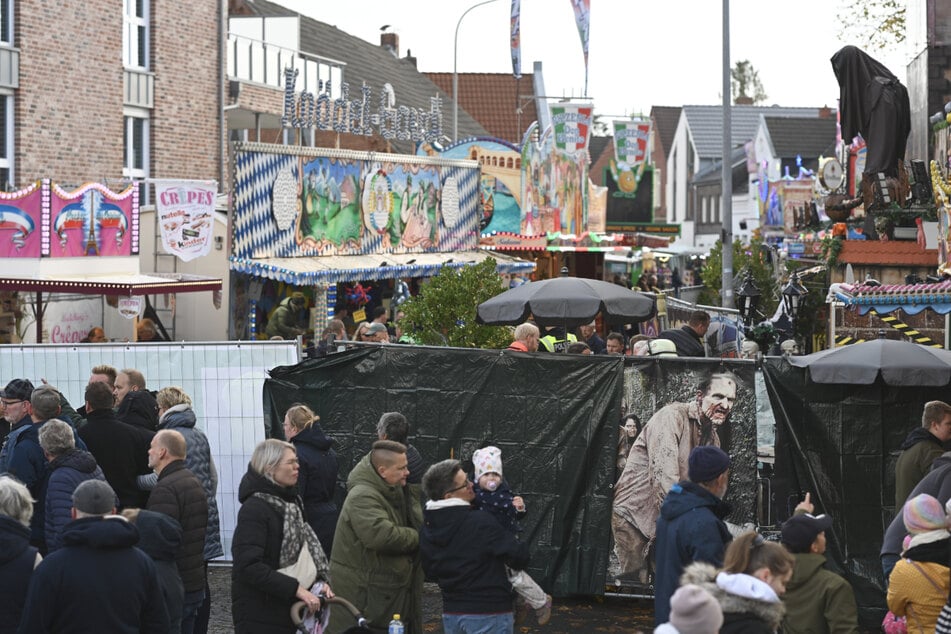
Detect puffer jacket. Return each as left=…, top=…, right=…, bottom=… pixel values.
left=45, top=448, right=107, bottom=552
left=290, top=423, right=338, bottom=556
left=681, top=562, right=785, bottom=634
left=328, top=452, right=423, bottom=634
left=888, top=557, right=950, bottom=633
left=146, top=460, right=208, bottom=593
left=153, top=405, right=223, bottom=560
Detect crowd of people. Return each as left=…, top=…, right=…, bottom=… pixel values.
left=0, top=367, right=219, bottom=633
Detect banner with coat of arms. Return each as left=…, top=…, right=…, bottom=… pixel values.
left=154, top=180, right=217, bottom=262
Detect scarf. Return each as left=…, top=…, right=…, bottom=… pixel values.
left=253, top=491, right=330, bottom=579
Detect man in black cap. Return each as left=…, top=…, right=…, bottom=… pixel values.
left=0, top=378, right=35, bottom=472
left=18, top=479, right=170, bottom=632
left=781, top=500, right=860, bottom=634
left=653, top=445, right=733, bottom=625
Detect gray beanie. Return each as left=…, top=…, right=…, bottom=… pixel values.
left=669, top=584, right=723, bottom=634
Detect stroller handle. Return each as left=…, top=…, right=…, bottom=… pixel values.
left=291, top=594, right=370, bottom=630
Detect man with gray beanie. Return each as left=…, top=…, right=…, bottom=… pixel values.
left=653, top=445, right=734, bottom=626
left=17, top=479, right=169, bottom=633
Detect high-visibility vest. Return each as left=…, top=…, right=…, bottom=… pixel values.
left=539, top=332, right=578, bottom=352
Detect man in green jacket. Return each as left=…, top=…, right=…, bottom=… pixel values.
left=328, top=440, right=423, bottom=634
left=895, top=401, right=951, bottom=508
left=781, top=503, right=859, bottom=634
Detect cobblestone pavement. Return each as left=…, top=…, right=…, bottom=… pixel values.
left=207, top=565, right=655, bottom=633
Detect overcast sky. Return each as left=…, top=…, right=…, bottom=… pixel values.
left=273, top=0, right=912, bottom=122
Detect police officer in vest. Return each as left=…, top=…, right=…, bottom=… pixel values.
left=538, top=326, right=578, bottom=353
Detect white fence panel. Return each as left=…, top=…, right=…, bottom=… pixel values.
left=0, top=341, right=300, bottom=559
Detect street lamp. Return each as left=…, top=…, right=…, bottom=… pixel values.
left=735, top=269, right=761, bottom=327
left=453, top=0, right=501, bottom=141
left=782, top=270, right=808, bottom=351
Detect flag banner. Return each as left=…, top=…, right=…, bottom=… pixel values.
left=511, top=0, right=522, bottom=79
left=154, top=180, right=217, bottom=262
left=613, top=120, right=651, bottom=167
left=570, top=0, right=590, bottom=94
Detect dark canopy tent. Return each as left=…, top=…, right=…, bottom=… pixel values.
left=763, top=357, right=951, bottom=627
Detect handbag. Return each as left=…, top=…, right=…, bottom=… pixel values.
left=882, top=611, right=907, bottom=634
left=278, top=542, right=317, bottom=589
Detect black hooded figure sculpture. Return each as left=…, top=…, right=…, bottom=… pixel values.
left=831, top=45, right=910, bottom=179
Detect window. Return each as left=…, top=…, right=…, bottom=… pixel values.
left=123, top=113, right=149, bottom=204
left=0, top=0, right=12, bottom=45
left=123, top=0, right=148, bottom=69
left=0, top=95, right=13, bottom=189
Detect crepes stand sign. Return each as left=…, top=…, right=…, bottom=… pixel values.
left=154, top=180, right=217, bottom=262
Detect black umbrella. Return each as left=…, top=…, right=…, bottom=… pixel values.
left=476, top=275, right=656, bottom=328
left=787, top=338, right=951, bottom=386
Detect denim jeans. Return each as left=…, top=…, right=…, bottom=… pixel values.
left=442, top=612, right=514, bottom=634
left=180, top=589, right=205, bottom=634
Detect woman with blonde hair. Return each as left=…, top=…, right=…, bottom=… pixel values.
left=232, top=439, right=333, bottom=633
left=681, top=531, right=794, bottom=633
left=283, top=403, right=339, bottom=555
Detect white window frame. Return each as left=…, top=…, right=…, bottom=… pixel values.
left=123, top=0, right=149, bottom=69
left=0, top=93, right=14, bottom=189
left=123, top=109, right=149, bottom=204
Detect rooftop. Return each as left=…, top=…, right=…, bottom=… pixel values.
left=838, top=240, right=938, bottom=267
left=426, top=72, right=538, bottom=145
left=763, top=116, right=837, bottom=159
left=683, top=105, right=822, bottom=158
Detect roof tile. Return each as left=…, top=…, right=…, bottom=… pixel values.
left=426, top=72, right=537, bottom=145
left=839, top=240, right=938, bottom=266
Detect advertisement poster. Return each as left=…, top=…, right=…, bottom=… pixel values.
left=611, top=361, right=757, bottom=587
left=49, top=183, right=136, bottom=258
left=521, top=122, right=589, bottom=235
left=0, top=182, right=44, bottom=258
left=18, top=297, right=103, bottom=344
left=154, top=180, right=217, bottom=262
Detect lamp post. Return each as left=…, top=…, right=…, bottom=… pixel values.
left=782, top=270, right=808, bottom=351
left=453, top=0, right=501, bottom=141
left=735, top=269, right=761, bottom=327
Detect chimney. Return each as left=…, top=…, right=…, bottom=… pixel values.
left=735, top=96, right=754, bottom=105
left=819, top=105, right=833, bottom=119
left=381, top=32, right=399, bottom=57
left=404, top=48, right=416, bottom=68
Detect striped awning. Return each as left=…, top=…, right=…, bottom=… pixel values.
left=829, top=280, right=951, bottom=315
left=0, top=272, right=222, bottom=295
left=230, top=250, right=535, bottom=286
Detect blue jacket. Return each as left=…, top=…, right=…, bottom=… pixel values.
left=17, top=516, right=169, bottom=633
left=420, top=501, right=530, bottom=615
left=45, top=449, right=106, bottom=552
left=0, top=415, right=32, bottom=472
left=7, top=423, right=50, bottom=547
left=290, top=423, right=339, bottom=556
left=0, top=515, right=37, bottom=634
left=653, top=480, right=732, bottom=625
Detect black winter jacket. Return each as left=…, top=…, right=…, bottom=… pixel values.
left=0, top=515, right=37, bottom=634
left=78, top=409, right=153, bottom=509
left=135, top=509, right=185, bottom=634
left=420, top=501, right=530, bottom=614
left=232, top=468, right=320, bottom=634
left=116, top=389, right=160, bottom=431
left=290, top=424, right=339, bottom=555
left=17, top=516, right=169, bottom=633
left=146, top=460, right=208, bottom=593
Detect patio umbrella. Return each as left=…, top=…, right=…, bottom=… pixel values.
left=476, top=276, right=656, bottom=328
left=786, top=338, right=951, bottom=386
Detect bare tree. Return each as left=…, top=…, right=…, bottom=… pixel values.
left=837, top=0, right=905, bottom=51
left=731, top=60, right=768, bottom=105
